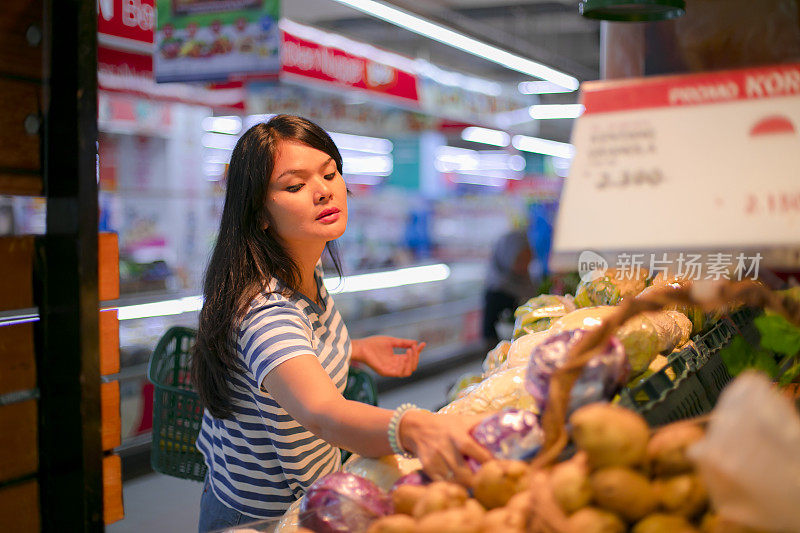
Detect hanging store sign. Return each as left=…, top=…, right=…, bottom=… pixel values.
left=154, top=0, right=281, bottom=83
left=98, top=0, right=156, bottom=51
left=280, top=30, right=420, bottom=105
left=552, top=62, right=800, bottom=268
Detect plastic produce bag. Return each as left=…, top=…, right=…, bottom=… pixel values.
left=573, top=268, right=647, bottom=308
left=438, top=366, right=539, bottom=415
left=513, top=294, right=576, bottom=339
left=525, top=329, right=630, bottom=414
left=299, top=472, right=391, bottom=533
left=482, top=340, right=511, bottom=375
left=470, top=409, right=543, bottom=463
left=688, top=372, right=800, bottom=532
left=342, top=454, right=423, bottom=492
left=488, top=330, right=554, bottom=376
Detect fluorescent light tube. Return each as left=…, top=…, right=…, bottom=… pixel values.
left=461, top=126, right=511, bottom=147
left=324, top=264, right=450, bottom=294
left=528, top=104, right=585, bottom=120
left=518, top=81, right=576, bottom=94
left=512, top=135, right=575, bottom=159
left=327, top=0, right=579, bottom=90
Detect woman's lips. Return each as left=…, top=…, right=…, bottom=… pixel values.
left=316, top=208, right=341, bottom=223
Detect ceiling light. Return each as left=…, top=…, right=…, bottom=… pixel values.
left=461, top=126, right=510, bottom=147
left=518, top=81, right=576, bottom=94
left=201, top=116, right=242, bottom=135
left=329, top=132, right=393, bottom=154
left=512, top=135, right=575, bottom=159
left=528, top=104, right=585, bottom=119
left=327, top=0, right=579, bottom=90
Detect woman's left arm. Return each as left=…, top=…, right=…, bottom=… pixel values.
left=351, top=336, right=424, bottom=377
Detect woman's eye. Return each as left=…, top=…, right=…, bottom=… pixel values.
left=324, top=172, right=336, bottom=180
left=286, top=184, right=303, bottom=192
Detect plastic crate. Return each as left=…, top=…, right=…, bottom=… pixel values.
left=148, top=326, right=207, bottom=482
left=729, top=306, right=762, bottom=346
left=619, top=345, right=713, bottom=426
left=691, top=318, right=736, bottom=403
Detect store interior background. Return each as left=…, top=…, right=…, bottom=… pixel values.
left=3, top=0, right=797, bottom=530
left=0, top=0, right=600, bottom=487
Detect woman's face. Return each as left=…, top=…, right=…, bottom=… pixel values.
left=265, top=139, right=348, bottom=247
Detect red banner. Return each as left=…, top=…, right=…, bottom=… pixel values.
left=98, top=0, right=155, bottom=47
left=280, top=30, right=419, bottom=105
left=582, top=62, right=800, bottom=115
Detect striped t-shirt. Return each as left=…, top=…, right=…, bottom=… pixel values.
left=196, top=265, right=351, bottom=519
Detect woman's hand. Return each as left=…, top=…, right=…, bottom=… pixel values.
left=398, top=410, right=492, bottom=486
left=351, top=336, right=424, bottom=378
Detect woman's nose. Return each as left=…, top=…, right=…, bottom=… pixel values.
left=314, top=176, right=332, bottom=202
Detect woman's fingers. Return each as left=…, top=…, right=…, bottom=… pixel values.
left=458, top=435, right=493, bottom=465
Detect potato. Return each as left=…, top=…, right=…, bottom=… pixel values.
left=416, top=498, right=485, bottom=533
left=505, top=489, right=533, bottom=513
left=570, top=403, right=650, bottom=469
left=566, top=507, right=626, bottom=533
left=700, top=513, right=771, bottom=533
left=411, top=481, right=469, bottom=519
left=366, top=514, right=417, bottom=533
left=391, top=484, right=427, bottom=515
left=590, top=467, right=658, bottom=523
left=550, top=451, right=592, bottom=514
left=655, top=474, right=708, bottom=518
left=472, top=459, right=530, bottom=509
left=480, top=506, right=527, bottom=533
left=647, top=420, right=705, bottom=476
left=631, top=513, right=698, bottom=533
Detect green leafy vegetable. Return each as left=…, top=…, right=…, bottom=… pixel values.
left=720, top=336, right=780, bottom=378
left=755, top=314, right=800, bottom=357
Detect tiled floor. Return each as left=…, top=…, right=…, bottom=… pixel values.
left=108, top=358, right=484, bottom=532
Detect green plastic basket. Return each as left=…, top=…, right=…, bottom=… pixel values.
left=147, top=327, right=381, bottom=475
left=148, top=326, right=207, bottom=482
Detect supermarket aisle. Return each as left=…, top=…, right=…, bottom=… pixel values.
left=108, top=357, right=483, bottom=532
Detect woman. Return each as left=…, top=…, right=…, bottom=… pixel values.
left=192, top=115, right=491, bottom=531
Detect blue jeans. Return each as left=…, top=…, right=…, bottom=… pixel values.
left=199, top=476, right=255, bottom=532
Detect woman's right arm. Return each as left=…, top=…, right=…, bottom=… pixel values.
left=261, top=354, right=491, bottom=485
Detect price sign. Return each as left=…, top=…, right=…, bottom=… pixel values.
left=552, top=62, right=800, bottom=268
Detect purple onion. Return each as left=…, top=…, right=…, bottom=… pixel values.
left=525, top=329, right=630, bottom=414
left=389, top=470, right=431, bottom=493
left=299, top=472, right=391, bottom=533
left=467, top=409, right=544, bottom=471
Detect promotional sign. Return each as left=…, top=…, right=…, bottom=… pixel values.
left=154, top=0, right=280, bottom=82
left=98, top=0, right=155, bottom=51
left=552, top=62, right=800, bottom=269
left=280, top=30, right=420, bottom=105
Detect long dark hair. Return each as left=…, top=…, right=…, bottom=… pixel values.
left=193, top=115, right=345, bottom=419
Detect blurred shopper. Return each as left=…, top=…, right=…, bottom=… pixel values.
left=192, top=115, right=491, bottom=531
left=482, top=229, right=539, bottom=346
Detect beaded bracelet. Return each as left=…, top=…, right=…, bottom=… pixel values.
left=388, top=403, right=418, bottom=458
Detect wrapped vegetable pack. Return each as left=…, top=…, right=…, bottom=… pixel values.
left=343, top=454, right=423, bottom=492
left=438, top=366, right=539, bottom=415
left=574, top=269, right=648, bottom=308
left=525, top=329, right=630, bottom=414
left=551, top=307, right=689, bottom=376
left=482, top=340, right=511, bottom=375
left=488, top=330, right=553, bottom=377
left=513, top=294, right=576, bottom=339
left=299, top=472, right=391, bottom=533
left=470, top=409, right=544, bottom=464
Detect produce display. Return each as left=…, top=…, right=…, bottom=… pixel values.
left=270, top=279, right=800, bottom=533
